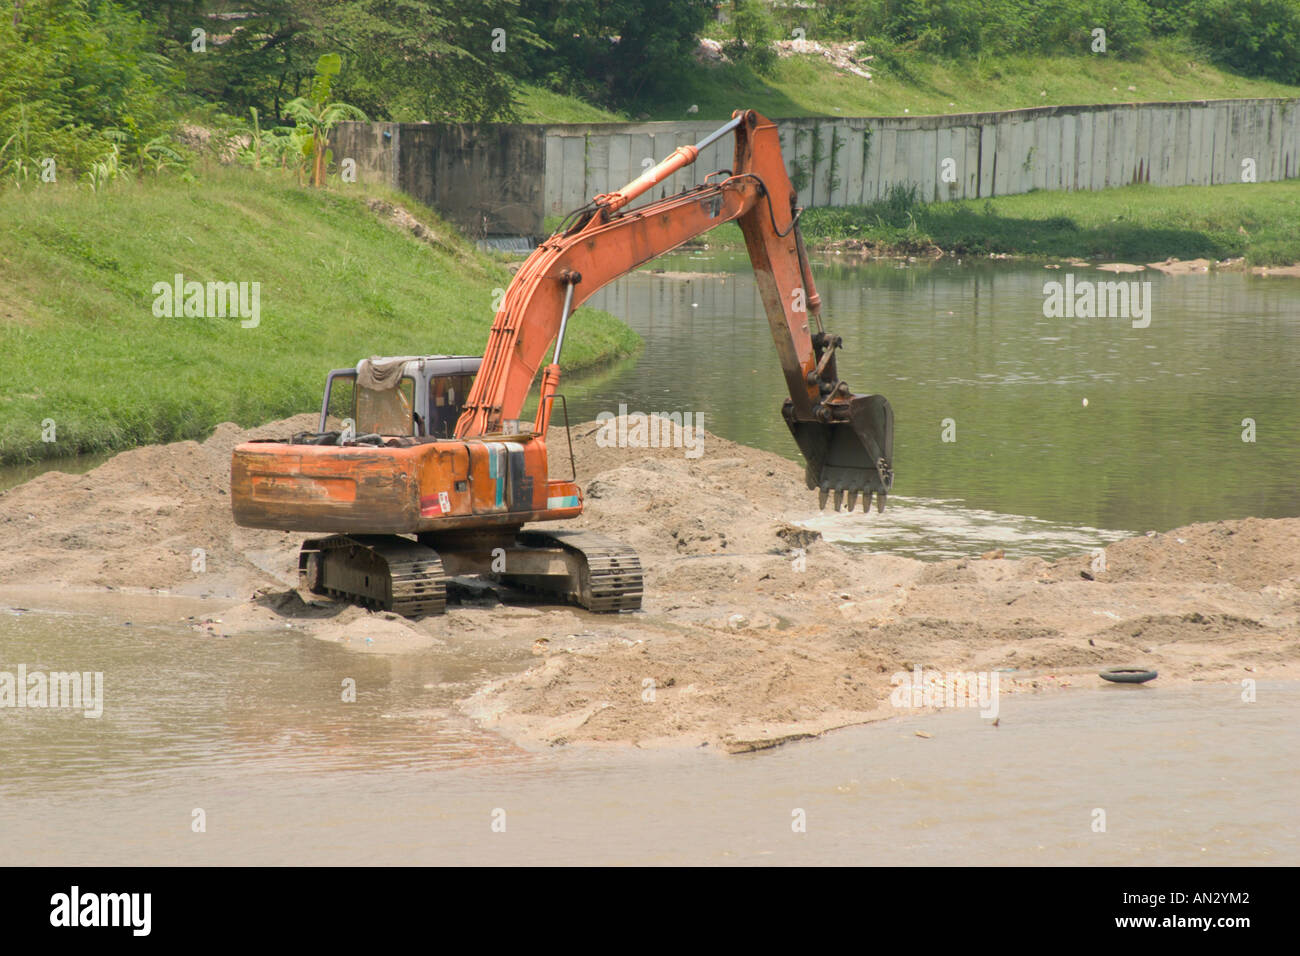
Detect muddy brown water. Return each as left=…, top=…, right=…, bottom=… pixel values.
left=0, top=451, right=111, bottom=493
left=2, top=257, right=1296, bottom=864
left=1, top=609, right=1295, bottom=865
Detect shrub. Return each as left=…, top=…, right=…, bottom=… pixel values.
left=1187, top=0, right=1300, bottom=83
left=724, top=0, right=781, bottom=74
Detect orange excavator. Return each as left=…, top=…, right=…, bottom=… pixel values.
left=230, top=110, right=893, bottom=616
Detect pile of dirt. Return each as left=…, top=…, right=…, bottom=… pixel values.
left=2, top=415, right=1297, bottom=752
left=1147, top=258, right=1213, bottom=275
left=0, top=414, right=321, bottom=598
left=364, top=198, right=460, bottom=256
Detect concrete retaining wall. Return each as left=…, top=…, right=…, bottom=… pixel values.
left=333, top=98, right=1300, bottom=236
left=332, top=121, right=545, bottom=236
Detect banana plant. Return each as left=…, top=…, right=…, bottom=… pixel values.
left=103, top=126, right=188, bottom=175
left=83, top=142, right=129, bottom=193
left=1, top=104, right=34, bottom=188
left=249, top=106, right=262, bottom=169
left=0, top=132, right=33, bottom=187
left=142, top=136, right=187, bottom=174
left=282, top=53, right=366, bottom=187
left=288, top=125, right=314, bottom=185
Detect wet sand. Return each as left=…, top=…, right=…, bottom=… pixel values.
left=2, top=415, right=1296, bottom=753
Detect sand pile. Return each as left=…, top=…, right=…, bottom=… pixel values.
left=0, top=415, right=321, bottom=597
left=2, top=416, right=1297, bottom=751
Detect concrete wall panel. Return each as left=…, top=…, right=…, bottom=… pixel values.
left=335, top=100, right=1300, bottom=237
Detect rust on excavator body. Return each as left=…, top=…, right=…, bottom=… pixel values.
left=229, top=109, right=893, bottom=617
left=231, top=437, right=582, bottom=533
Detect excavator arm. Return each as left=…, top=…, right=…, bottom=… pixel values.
left=228, top=109, right=893, bottom=621
left=459, top=108, right=894, bottom=509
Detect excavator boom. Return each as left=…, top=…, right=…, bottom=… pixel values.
left=229, top=109, right=894, bottom=620
left=457, top=109, right=893, bottom=506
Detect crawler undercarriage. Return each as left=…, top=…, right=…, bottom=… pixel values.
left=297, top=528, right=643, bottom=617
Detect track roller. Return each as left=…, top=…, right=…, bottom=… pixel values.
left=511, top=529, right=643, bottom=612
left=299, top=534, right=447, bottom=618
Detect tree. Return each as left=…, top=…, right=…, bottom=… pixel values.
left=1188, top=0, right=1300, bottom=84
left=323, top=0, right=542, bottom=122
left=724, top=0, right=779, bottom=75
left=136, top=0, right=325, bottom=121
left=0, top=0, right=183, bottom=180
left=282, top=53, right=366, bottom=186
left=516, top=0, right=713, bottom=107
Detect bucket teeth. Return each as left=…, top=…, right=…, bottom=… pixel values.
left=818, top=482, right=887, bottom=513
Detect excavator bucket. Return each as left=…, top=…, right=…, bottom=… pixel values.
left=784, top=394, right=894, bottom=511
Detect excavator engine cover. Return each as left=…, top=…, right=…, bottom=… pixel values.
left=230, top=110, right=900, bottom=626
left=784, top=394, right=894, bottom=511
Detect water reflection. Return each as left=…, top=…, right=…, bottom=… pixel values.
left=0, top=612, right=524, bottom=795
left=572, top=253, right=1300, bottom=547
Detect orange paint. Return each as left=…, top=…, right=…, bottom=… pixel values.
left=231, top=109, right=890, bottom=540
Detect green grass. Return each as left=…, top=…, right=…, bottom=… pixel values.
left=796, top=180, right=1300, bottom=264
left=523, top=39, right=1300, bottom=122
left=549, top=181, right=1300, bottom=264
left=512, top=83, right=626, bottom=123
left=0, top=166, right=639, bottom=464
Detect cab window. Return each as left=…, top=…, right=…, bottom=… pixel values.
left=428, top=373, right=475, bottom=438
left=355, top=376, right=416, bottom=436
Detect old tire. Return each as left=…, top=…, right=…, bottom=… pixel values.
left=1099, top=667, right=1158, bottom=684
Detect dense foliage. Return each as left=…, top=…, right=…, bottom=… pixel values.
left=2, top=0, right=1298, bottom=183
left=784, top=0, right=1300, bottom=79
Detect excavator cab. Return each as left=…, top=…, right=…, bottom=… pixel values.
left=232, top=109, right=891, bottom=621
left=355, top=376, right=416, bottom=436
left=318, top=355, right=481, bottom=440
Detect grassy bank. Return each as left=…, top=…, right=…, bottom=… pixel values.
left=0, top=168, right=639, bottom=464
left=518, top=39, right=1300, bottom=123
left=664, top=180, right=1300, bottom=265
left=797, top=180, right=1300, bottom=264
left=513, top=83, right=625, bottom=123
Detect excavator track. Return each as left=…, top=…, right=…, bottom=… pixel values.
left=513, top=529, right=643, bottom=612
left=233, top=112, right=895, bottom=625
left=299, top=534, right=447, bottom=618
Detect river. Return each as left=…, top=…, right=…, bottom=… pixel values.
left=1, top=607, right=1294, bottom=864
left=567, top=253, right=1300, bottom=558
left=2, top=255, right=1296, bottom=865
